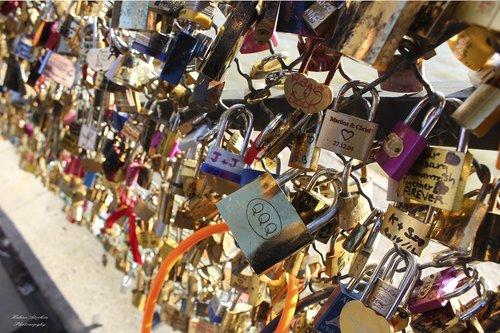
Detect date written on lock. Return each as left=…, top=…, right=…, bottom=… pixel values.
left=381, top=205, right=431, bottom=256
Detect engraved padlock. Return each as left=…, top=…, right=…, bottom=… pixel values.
left=398, top=114, right=474, bottom=212
left=276, top=1, right=320, bottom=38
left=325, top=233, right=352, bottom=278
left=317, top=80, right=380, bottom=161
left=216, top=170, right=341, bottom=274
left=376, top=92, right=446, bottom=181
left=340, top=248, right=419, bottom=333
left=302, top=0, right=341, bottom=37
left=200, top=105, right=253, bottom=193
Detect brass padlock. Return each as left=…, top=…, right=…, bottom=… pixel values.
left=288, top=113, right=322, bottom=171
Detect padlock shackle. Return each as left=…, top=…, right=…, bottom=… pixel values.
left=214, top=104, right=253, bottom=156
left=341, top=160, right=354, bottom=194
left=346, top=263, right=377, bottom=291
left=407, top=91, right=445, bottom=137
left=443, top=267, right=480, bottom=300
left=305, top=167, right=340, bottom=191
left=306, top=196, right=340, bottom=234
left=458, top=277, right=491, bottom=322
left=254, top=112, right=286, bottom=149
left=364, top=215, right=382, bottom=249
left=359, top=247, right=418, bottom=320
left=332, top=80, right=380, bottom=122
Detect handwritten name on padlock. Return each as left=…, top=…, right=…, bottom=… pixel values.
left=398, top=147, right=473, bottom=211
left=284, top=73, right=333, bottom=114
left=381, top=205, right=431, bottom=256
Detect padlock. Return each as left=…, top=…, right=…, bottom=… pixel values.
left=340, top=248, right=419, bottom=333
left=330, top=1, right=424, bottom=71
left=342, top=208, right=382, bottom=254
left=113, top=52, right=155, bottom=91
left=240, top=28, right=279, bottom=54
left=200, top=1, right=259, bottom=82
left=284, top=69, right=334, bottom=115
left=376, top=92, right=446, bottom=181
left=398, top=122, right=474, bottom=212
left=288, top=113, right=322, bottom=171
left=410, top=277, right=492, bottom=333
left=291, top=168, right=338, bottom=224
left=381, top=204, right=433, bottom=256
left=472, top=178, right=500, bottom=263
left=160, top=31, right=210, bottom=85
left=189, top=72, right=225, bottom=113
left=317, top=80, right=380, bottom=161
left=313, top=264, right=376, bottom=332
left=276, top=1, right=320, bottom=38
left=111, top=0, right=155, bottom=31
left=408, top=266, right=478, bottom=314
left=448, top=25, right=496, bottom=71
left=200, top=105, right=253, bottom=193
left=253, top=1, right=280, bottom=46
left=264, top=110, right=312, bottom=160
left=325, top=233, right=352, bottom=278
left=216, top=172, right=340, bottom=274
left=337, top=161, right=373, bottom=231
left=451, top=76, right=500, bottom=138
left=431, top=165, right=491, bottom=252
left=208, top=289, right=240, bottom=324
left=302, top=0, right=341, bottom=37
left=249, top=52, right=290, bottom=80
left=378, top=54, right=424, bottom=93
left=348, top=215, right=382, bottom=278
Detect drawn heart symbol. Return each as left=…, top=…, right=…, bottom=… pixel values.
left=341, top=129, right=355, bottom=141
left=284, top=73, right=333, bottom=114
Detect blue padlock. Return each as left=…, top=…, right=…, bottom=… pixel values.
left=83, top=171, right=97, bottom=188
left=313, top=265, right=375, bottom=333
left=159, top=31, right=198, bottom=85
left=276, top=1, right=320, bottom=38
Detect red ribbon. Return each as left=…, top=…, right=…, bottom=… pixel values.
left=104, top=205, right=142, bottom=265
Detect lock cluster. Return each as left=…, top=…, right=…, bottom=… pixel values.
left=0, top=1, right=499, bottom=333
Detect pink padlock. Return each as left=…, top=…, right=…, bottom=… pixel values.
left=408, top=267, right=474, bottom=314
left=375, top=92, right=445, bottom=181
left=240, top=28, right=279, bottom=54
left=125, top=162, right=142, bottom=187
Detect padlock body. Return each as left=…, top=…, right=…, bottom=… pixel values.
left=408, top=267, right=464, bottom=314
left=318, top=111, right=378, bottom=161
left=216, top=173, right=312, bottom=274
left=313, top=284, right=360, bottom=332
left=376, top=121, right=428, bottom=181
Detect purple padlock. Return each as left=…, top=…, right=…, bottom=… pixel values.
left=408, top=267, right=475, bottom=314
left=375, top=92, right=445, bottom=181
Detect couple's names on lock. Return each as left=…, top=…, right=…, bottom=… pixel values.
left=207, top=148, right=245, bottom=172
left=398, top=148, right=471, bottom=211
left=381, top=206, right=430, bottom=256
left=328, top=116, right=375, bottom=134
